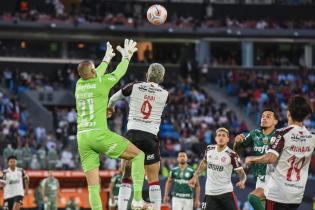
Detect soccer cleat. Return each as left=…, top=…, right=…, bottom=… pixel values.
left=131, top=199, right=155, bottom=210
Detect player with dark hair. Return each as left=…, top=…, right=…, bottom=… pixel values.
left=189, top=128, right=247, bottom=210
left=234, top=108, right=279, bottom=210
left=0, top=156, right=29, bottom=210
left=246, top=95, right=314, bottom=210
left=163, top=150, right=201, bottom=210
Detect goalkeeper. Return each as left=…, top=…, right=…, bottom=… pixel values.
left=75, top=39, right=152, bottom=210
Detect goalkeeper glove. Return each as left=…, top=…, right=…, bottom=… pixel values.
left=116, top=39, right=138, bottom=61
left=102, top=42, right=116, bottom=63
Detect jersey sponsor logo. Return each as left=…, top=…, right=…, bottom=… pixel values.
left=201, top=202, right=207, bottom=209
left=147, top=154, right=155, bottom=160
left=291, top=133, right=312, bottom=142
left=174, top=179, right=189, bottom=184
left=207, top=163, right=224, bottom=171
left=8, top=180, right=20, bottom=185
left=253, top=145, right=268, bottom=153
left=77, top=84, right=96, bottom=91
left=174, top=193, right=192, bottom=198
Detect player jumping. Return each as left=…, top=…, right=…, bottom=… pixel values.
left=108, top=63, right=169, bottom=210
left=246, top=95, right=314, bottom=210
left=75, top=39, right=152, bottom=210
left=163, top=151, right=201, bottom=210
left=189, top=127, right=247, bottom=210
left=234, top=108, right=279, bottom=210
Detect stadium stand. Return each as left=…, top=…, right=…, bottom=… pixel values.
left=0, top=1, right=315, bottom=210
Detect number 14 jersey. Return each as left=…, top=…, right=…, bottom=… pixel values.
left=266, top=125, right=315, bottom=204
left=121, top=82, right=169, bottom=135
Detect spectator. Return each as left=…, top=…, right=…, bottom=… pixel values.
left=47, top=146, right=58, bottom=170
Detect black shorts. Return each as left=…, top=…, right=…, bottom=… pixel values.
left=201, top=192, right=239, bottom=210
left=265, top=200, right=300, bottom=210
left=3, top=196, right=23, bottom=210
left=125, top=130, right=160, bottom=165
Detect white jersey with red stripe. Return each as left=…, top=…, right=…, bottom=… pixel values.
left=121, top=82, right=168, bottom=136
left=0, top=167, right=26, bottom=199
left=265, top=124, right=315, bottom=204
left=204, top=145, right=243, bottom=196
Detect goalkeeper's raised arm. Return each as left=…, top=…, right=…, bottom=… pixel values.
left=106, top=39, right=138, bottom=81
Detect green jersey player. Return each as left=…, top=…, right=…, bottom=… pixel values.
left=108, top=169, right=122, bottom=210
left=75, top=39, right=152, bottom=210
left=164, top=151, right=200, bottom=210
left=234, top=108, right=279, bottom=210
left=41, top=171, right=60, bottom=210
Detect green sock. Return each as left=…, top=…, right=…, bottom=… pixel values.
left=131, top=151, right=145, bottom=201
left=88, top=185, right=102, bottom=210
left=248, top=194, right=264, bottom=210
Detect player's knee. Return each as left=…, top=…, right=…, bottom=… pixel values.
left=147, top=172, right=159, bottom=183
left=134, top=151, right=145, bottom=161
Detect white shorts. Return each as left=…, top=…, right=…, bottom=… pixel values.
left=172, top=197, right=193, bottom=210
left=255, top=179, right=266, bottom=190
left=108, top=196, right=118, bottom=207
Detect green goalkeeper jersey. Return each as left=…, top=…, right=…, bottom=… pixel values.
left=241, top=128, right=275, bottom=181
left=170, top=165, right=195, bottom=199
left=75, top=59, right=129, bottom=132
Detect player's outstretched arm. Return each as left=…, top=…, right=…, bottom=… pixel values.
left=235, top=168, right=247, bottom=189
left=108, top=90, right=125, bottom=109
left=95, top=42, right=115, bottom=77
left=110, top=39, right=137, bottom=80
left=245, top=152, right=278, bottom=165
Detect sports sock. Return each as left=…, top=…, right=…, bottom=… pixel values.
left=149, top=181, right=161, bottom=210
left=130, top=151, right=145, bottom=201
left=88, top=185, right=102, bottom=210
left=118, top=179, right=132, bottom=210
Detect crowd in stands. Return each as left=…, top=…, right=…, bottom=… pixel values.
left=0, top=67, right=248, bottom=172
left=218, top=69, right=315, bottom=129
left=0, top=66, right=314, bottom=178
left=1, top=1, right=315, bottom=30
left=218, top=69, right=315, bottom=176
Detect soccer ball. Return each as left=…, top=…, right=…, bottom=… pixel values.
left=147, top=4, right=167, bottom=25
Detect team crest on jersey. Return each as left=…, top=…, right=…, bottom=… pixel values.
left=185, top=172, right=190, bottom=178
left=221, top=156, right=227, bottom=163
left=263, top=137, right=269, bottom=145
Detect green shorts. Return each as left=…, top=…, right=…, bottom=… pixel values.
left=77, top=130, right=129, bottom=172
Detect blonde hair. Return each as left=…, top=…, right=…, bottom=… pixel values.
left=215, top=127, right=229, bottom=136
left=147, top=63, right=165, bottom=84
